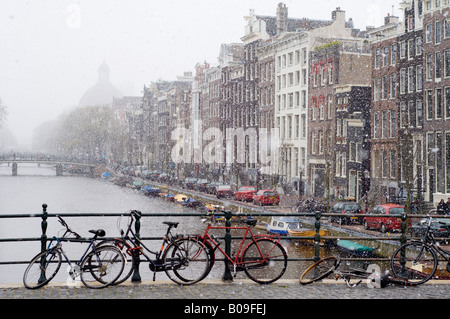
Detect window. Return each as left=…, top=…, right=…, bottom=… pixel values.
left=382, top=76, right=388, bottom=99
left=409, top=100, right=416, bottom=127
left=416, top=65, right=423, bottom=91
left=400, top=102, right=408, bottom=128
left=373, top=112, right=380, bottom=139
left=382, top=111, right=388, bottom=138
left=416, top=37, right=422, bottom=55
left=408, top=39, right=415, bottom=59
left=436, top=21, right=442, bottom=44
left=400, top=41, right=406, bottom=59
left=446, top=19, right=450, bottom=38
left=390, top=150, right=396, bottom=178
left=391, top=44, right=397, bottom=65
left=374, top=78, right=380, bottom=101
left=417, top=100, right=423, bottom=127
left=408, top=66, right=415, bottom=92
left=390, top=110, right=396, bottom=138
left=400, top=69, right=406, bottom=94
left=390, top=74, right=396, bottom=98
left=445, top=50, right=450, bottom=78
left=427, top=90, right=433, bottom=119
left=436, top=52, right=442, bottom=79
left=383, top=47, right=389, bottom=66
left=426, top=54, right=433, bottom=80
left=426, top=24, right=432, bottom=43
left=436, top=88, right=442, bottom=119
left=375, top=49, right=380, bottom=68
left=446, top=87, right=450, bottom=118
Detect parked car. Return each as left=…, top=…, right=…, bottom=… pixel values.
left=206, top=182, right=223, bottom=194
left=183, top=177, right=197, bottom=189
left=234, top=186, right=257, bottom=201
left=363, top=204, right=409, bottom=233
left=329, top=202, right=364, bottom=225
left=253, top=190, right=280, bottom=206
left=216, top=185, right=233, bottom=199
left=195, top=179, right=209, bottom=192
left=409, top=218, right=450, bottom=239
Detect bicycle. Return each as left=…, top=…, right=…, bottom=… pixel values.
left=299, top=256, right=409, bottom=288
left=390, top=214, right=450, bottom=285
left=101, top=210, right=210, bottom=285
left=23, top=216, right=125, bottom=289
left=196, top=220, right=288, bottom=284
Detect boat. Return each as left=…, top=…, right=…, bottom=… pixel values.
left=174, top=194, right=189, bottom=203
left=141, top=185, right=161, bottom=196
left=266, top=217, right=303, bottom=236
left=288, top=228, right=330, bottom=238
left=132, top=180, right=144, bottom=189
left=181, top=197, right=202, bottom=207
left=336, top=240, right=376, bottom=257
left=101, top=172, right=112, bottom=179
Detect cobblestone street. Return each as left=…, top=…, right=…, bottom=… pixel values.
left=2, top=279, right=449, bottom=299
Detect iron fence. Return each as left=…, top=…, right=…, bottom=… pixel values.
left=0, top=203, right=446, bottom=283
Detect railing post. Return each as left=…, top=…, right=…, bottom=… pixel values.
left=40, top=204, right=48, bottom=253
left=222, top=210, right=233, bottom=282
left=39, top=203, right=48, bottom=284
left=131, top=212, right=142, bottom=282
left=400, top=212, right=408, bottom=246
left=314, top=211, right=321, bottom=263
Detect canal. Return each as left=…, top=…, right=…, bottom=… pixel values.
left=0, top=163, right=375, bottom=285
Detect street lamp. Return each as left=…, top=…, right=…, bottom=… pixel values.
left=364, top=170, right=370, bottom=213
left=298, top=165, right=305, bottom=201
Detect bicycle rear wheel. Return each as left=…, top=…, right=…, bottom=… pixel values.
left=299, top=256, right=340, bottom=285
left=98, top=238, right=136, bottom=285
left=23, top=248, right=62, bottom=289
left=242, top=239, right=287, bottom=284
left=80, top=245, right=125, bottom=289
left=390, top=242, right=438, bottom=286
left=163, top=237, right=210, bottom=285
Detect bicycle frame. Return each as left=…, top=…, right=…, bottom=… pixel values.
left=199, top=224, right=281, bottom=269
left=116, top=214, right=180, bottom=273
left=45, top=234, right=101, bottom=280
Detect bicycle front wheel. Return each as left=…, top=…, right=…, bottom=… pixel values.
left=23, top=248, right=62, bottom=289
left=80, top=245, right=125, bottom=289
left=390, top=242, right=438, bottom=286
left=242, top=239, right=287, bottom=284
left=299, top=256, right=340, bottom=285
left=163, top=237, right=210, bottom=285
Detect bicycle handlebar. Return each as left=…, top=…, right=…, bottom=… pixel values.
left=57, top=215, right=81, bottom=239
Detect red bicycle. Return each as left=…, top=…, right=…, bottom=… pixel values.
left=197, top=222, right=288, bottom=284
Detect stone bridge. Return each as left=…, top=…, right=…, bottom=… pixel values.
left=0, top=154, right=102, bottom=177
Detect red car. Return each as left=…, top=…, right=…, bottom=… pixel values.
left=234, top=186, right=257, bottom=201
left=253, top=189, right=280, bottom=206
left=216, top=185, right=233, bottom=199
left=363, top=204, right=410, bottom=233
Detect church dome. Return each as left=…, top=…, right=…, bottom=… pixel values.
left=79, top=62, right=123, bottom=107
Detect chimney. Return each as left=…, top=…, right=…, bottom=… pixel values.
left=384, top=13, right=399, bottom=25
left=332, top=7, right=345, bottom=21
left=276, top=2, right=288, bottom=34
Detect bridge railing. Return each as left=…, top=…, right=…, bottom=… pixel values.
left=0, top=203, right=441, bottom=284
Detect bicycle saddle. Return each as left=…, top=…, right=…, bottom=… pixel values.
left=163, top=221, right=179, bottom=228
left=89, top=229, right=106, bottom=237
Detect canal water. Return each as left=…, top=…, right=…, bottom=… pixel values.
left=0, top=163, right=338, bottom=285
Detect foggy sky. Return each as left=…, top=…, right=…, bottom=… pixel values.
left=0, top=0, right=401, bottom=147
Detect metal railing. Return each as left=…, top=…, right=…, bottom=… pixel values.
left=0, top=203, right=443, bottom=283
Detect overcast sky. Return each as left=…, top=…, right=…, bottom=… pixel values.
left=0, top=0, right=402, bottom=147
